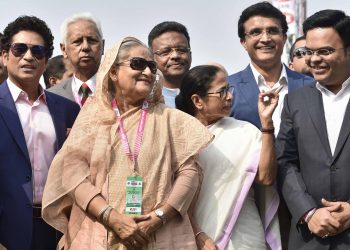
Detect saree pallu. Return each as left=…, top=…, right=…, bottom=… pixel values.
left=194, top=117, right=281, bottom=250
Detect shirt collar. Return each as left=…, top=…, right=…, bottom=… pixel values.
left=250, top=62, right=288, bottom=88
left=73, top=74, right=97, bottom=93
left=7, top=78, right=47, bottom=104
left=316, top=76, right=350, bottom=97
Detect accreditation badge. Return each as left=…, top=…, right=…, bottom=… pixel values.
left=125, top=176, right=143, bottom=215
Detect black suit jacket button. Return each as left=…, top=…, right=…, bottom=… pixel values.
left=330, top=165, right=337, bottom=171
left=26, top=175, right=31, bottom=181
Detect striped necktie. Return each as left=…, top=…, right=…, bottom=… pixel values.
left=80, top=83, right=91, bottom=106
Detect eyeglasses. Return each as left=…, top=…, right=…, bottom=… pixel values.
left=206, top=86, right=234, bottom=99
left=116, top=57, right=157, bottom=74
left=292, top=47, right=307, bottom=59
left=245, top=27, right=283, bottom=39
left=304, top=47, right=344, bottom=57
left=10, top=43, right=47, bottom=60
left=153, top=47, right=191, bottom=57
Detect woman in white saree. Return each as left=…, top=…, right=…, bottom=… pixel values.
left=176, top=65, right=282, bottom=250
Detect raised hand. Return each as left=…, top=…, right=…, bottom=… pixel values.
left=258, top=85, right=283, bottom=127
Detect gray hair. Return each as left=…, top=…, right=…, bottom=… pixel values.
left=60, top=12, right=103, bottom=45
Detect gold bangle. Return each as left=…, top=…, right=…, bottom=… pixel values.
left=260, top=127, right=275, bottom=134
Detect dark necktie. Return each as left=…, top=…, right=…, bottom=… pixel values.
left=80, top=83, right=91, bottom=106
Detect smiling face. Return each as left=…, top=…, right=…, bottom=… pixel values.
left=305, top=27, right=350, bottom=93
left=289, top=39, right=312, bottom=76
left=241, top=16, right=286, bottom=69
left=110, top=45, right=156, bottom=106
left=151, top=31, right=191, bottom=87
left=195, top=70, right=233, bottom=125
left=2, top=30, right=47, bottom=86
left=61, top=20, right=103, bottom=80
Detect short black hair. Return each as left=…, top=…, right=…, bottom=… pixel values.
left=303, top=9, right=350, bottom=48
left=43, top=55, right=66, bottom=88
left=175, top=65, right=222, bottom=116
left=238, top=1, right=288, bottom=40
left=289, top=35, right=306, bottom=62
left=148, top=21, right=190, bottom=48
left=1, top=15, right=54, bottom=59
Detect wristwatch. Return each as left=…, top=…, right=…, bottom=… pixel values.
left=154, top=208, right=167, bottom=225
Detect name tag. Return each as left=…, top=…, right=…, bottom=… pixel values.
left=125, top=176, right=143, bottom=215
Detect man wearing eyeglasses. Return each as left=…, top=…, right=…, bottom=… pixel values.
left=228, top=2, right=315, bottom=249
left=0, top=16, right=79, bottom=249
left=48, top=12, right=104, bottom=107
left=277, top=9, right=350, bottom=250
left=228, top=2, right=314, bottom=134
left=148, top=21, right=192, bottom=108
left=289, top=36, right=312, bottom=77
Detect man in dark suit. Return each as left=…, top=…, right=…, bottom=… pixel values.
left=277, top=9, right=350, bottom=250
left=0, top=16, right=80, bottom=249
left=48, top=12, right=104, bottom=107
left=228, top=2, right=314, bottom=131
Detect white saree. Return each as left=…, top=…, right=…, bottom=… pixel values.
left=194, top=117, right=281, bottom=250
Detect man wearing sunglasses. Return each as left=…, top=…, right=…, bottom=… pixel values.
left=0, top=16, right=80, bottom=250
left=277, top=9, right=350, bottom=250
left=48, top=12, right=104, bottom=107
left=148, top=21, right=192, bottom=108
left=289, top=36, right=313, bottom=77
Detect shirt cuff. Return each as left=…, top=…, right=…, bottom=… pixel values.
left=300, top=208, right=316, bottom=224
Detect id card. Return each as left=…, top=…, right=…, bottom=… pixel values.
left=125, top=176, right=143, bottom=215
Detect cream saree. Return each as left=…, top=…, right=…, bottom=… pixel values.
left=194, top=117, right=281, bottom=250
left=42, top=37, right=213, bottom=249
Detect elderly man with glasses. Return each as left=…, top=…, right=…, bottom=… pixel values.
left=0, top=16, right=79, bottom=249
left=289, top=36, right=313, bottom=77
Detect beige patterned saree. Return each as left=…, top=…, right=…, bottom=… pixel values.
left=42, top=37, right=213, bottom=249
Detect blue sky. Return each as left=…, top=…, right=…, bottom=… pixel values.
left=1, top=0, right=349, bottom=74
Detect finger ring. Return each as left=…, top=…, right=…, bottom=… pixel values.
left=322, top=233, right=329, bottom=238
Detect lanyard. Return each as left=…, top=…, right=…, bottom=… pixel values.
left=111, top=99, right=149, bottom=174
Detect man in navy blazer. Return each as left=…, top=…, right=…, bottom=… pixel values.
left=0, top=16, right=80, bottom=249
left=228, top=2, right=314, bottom=131
left=227, top=2, right=314, bottom=249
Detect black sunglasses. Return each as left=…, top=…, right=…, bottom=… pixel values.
left=292, top=47, right=306, bottom=59
left=10, top=43, right=47, bottom=60
left=116, top=57, right=157, bottom=74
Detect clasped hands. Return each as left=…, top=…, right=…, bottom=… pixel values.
left=307, top=198, right=350, bottom=238
left=108, top=210, right=162, bottom=249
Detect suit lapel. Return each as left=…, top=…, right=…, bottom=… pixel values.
left=45, top=92, right=65, bottom=152
left=332, top=99, right=350, bottom=162
left=303, top=86, right=332, bottom=157
left=239, top=66, right=261, bottom=126
left=0, top=82, right=31, bottom=164
left=63, top=79, right=75, bottom=101
left=286, top=67, right=300, bottom=92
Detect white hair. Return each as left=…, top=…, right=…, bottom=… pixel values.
left=60, top=12, right=103, bottom=45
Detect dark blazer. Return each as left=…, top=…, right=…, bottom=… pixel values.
left=228, top=64, right=315, bottom=128
left=47, top=77, right=75, bottom=102
left=0, top=81, right=80, bottom=249
left=276, top=84, right=350, bottom=250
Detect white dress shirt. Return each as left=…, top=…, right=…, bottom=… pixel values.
left=7, top=79, right=56, bottom=204
left=250, top=63, right=288, bottom=136
left=316, top=77, right=350, bottom=155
